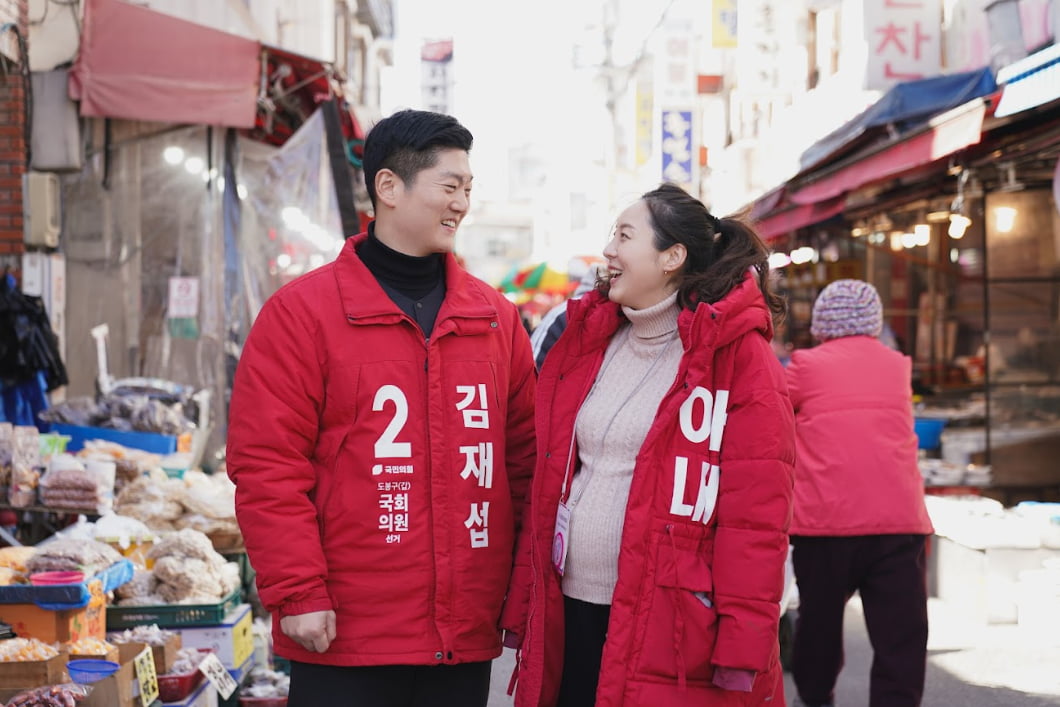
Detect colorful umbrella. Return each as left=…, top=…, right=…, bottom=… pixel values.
left=499, top=262, right=574, bottom=295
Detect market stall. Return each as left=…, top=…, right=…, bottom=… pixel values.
left=0, top=418, right=287, bottom=706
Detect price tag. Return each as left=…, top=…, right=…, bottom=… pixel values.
left=198, top=652, right=239, bottom=699
left=133, top=646, right=159, bottom=706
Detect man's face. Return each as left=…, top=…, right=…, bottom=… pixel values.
left=389, top=148, right=473, bottom=256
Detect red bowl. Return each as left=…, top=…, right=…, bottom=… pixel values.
left=30, top=570, right=85, bottom=585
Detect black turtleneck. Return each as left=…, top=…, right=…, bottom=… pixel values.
left=358, top=222, right=447, bottom=337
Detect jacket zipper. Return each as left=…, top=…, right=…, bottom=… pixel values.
left=422, top=334, right=445, bottom=661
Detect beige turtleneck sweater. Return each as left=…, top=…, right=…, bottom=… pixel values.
left=562, top=291, right=683, bottom=604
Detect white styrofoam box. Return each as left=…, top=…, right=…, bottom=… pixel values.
left=175, top=603, right=253, bottom=670
left=935, top=535, right=1060, bottom=624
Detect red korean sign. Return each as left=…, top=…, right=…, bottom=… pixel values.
left=864, top=0, right=942, bottom=90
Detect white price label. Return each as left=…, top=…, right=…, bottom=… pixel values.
left=198, top=652, right=239, bottom=699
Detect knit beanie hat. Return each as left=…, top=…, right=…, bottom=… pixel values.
left=811, top=279, right=883, bottom=341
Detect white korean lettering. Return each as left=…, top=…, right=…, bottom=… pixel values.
left=458, top=442, right=494, bottom=489
left=670, top=456, right=721, bottom=525
left=456, top=383, right=490, bottom=429
left=679, top=387, right=729, bottom=452
left=465, top=501, right=490, bottom=548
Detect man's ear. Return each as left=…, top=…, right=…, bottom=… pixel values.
left=375, top=169, right=400, bottom=209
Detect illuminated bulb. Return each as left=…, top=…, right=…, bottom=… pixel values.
left=913, top=224, right=930, bottom=247
left=994, top=206, right=1017, bottom=233
left=948, top=214, right=970, bottom=239
left=163, top=147, right=185, bottom=165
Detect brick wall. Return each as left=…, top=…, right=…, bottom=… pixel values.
left=0, top=0, right=28, bottom=259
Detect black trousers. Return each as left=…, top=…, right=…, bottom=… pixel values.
left=287, top=659, right=491, bottom=707
left=791, top=534, right=929, bottom=707
left=556, top=595, right=611, bottom=707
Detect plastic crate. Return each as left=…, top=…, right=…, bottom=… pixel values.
left=106, top=589, right=241, bottom=629
left=158, top=667, right=206, bottom=702
left=49, top=423, right=186, bottom=455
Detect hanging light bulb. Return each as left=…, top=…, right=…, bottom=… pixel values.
left=994, top=206, right=1017, bottom=233
left=948, top=214, right=971, bottom=239
left=913, top=224, right=931, bottom=246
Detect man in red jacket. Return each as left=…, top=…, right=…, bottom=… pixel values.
left=227, top=109, right=537, bottom=707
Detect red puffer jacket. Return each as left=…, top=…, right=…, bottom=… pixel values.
left=227, top=233, right=537, bottom=667
left=501, top=274, right=794, bottom=707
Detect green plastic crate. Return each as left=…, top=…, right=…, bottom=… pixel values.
left=106, top=589, right=241, bottom=629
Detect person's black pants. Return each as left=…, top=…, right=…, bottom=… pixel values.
left=287, top=659, right=491, bottom=707
left=791, top=534, right=929, bottom=707
left=557, top=595, right=611, bottom=707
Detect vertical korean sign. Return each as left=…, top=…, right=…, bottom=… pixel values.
left=864, top=0, right=941, bottom=90
left=712, top=0, right=738, bottom=49
left=421, top=39, right=454, bottom=114
left=661, top=111, right=694, bottom=190
left=167, top=276, right=200, bottom=339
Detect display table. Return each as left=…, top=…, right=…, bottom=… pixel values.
left=0, top=503, right=102, bottom=546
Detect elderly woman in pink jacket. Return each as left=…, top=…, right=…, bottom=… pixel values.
left=785, top=280, right=933, bottom=707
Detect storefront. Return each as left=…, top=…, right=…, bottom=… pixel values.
left=752, top=53, right=1060, bottom=503
left=31, top=0, right=370, bottom=458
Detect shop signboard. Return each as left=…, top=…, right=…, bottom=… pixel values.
left=863, top=0, right=942, bottom=90
left=661, top=110, right=694, bottom=190
left=711, top=0, right=738, bottom=49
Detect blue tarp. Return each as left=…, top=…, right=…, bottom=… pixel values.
left=800, top=67, right=997, bottom=170
left=0, top=559, right=135, bottom=609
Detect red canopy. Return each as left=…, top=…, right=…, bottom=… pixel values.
left=788, top=100, right=987, bottom=206
left=69, top=0, right=261, bottom=128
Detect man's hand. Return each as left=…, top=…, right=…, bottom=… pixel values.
left=281, top=610, right=337, bottom=653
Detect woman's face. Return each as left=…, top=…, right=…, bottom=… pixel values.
left=603, top=200, right=679, bottom=310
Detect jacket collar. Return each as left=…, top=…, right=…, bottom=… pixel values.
left=568, top=270, right=773, bottom=356
left=334, top=232, right=497, bottom=326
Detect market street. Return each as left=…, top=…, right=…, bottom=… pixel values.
left=488, top=595, right=1060, bottom=706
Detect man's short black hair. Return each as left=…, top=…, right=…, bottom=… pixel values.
left=362, top=110, right=474, bottom=208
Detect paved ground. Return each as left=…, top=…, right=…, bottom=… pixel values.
left=488, top=595, right=1060, bottom=706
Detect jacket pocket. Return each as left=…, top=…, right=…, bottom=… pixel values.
left=632, top=527, right=718, bottom=683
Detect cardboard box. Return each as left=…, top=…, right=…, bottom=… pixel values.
left=163, top=677, right=219, bottom=707
left=0, top=654, right=68, bottom=688
left=82, top=658, right=136, bottom=707
left=67, top=644, right=120, bottom=664
left=116, top=633, right=183, bottom=674
left=176, top=604, right=252, bottom=670
left=0, top=580, right=105, bottom=643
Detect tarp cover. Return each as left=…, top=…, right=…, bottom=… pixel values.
left=69, top=0, right=261, bottom=128
left=799, top=67, right=997, bottom=171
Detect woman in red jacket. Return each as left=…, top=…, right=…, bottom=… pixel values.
left=502, top=183, right=795, bottom=707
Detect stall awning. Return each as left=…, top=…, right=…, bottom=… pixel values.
left=753, top=196, right=846, bottom=242
left=788, top=99, right=987, bottom=206
left=69, top=0, right=261, bottom=128
left=799, top=68, right=996, bottom=171
left=994, top=44, right=1060, bottom=119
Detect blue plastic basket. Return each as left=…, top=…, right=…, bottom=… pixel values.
left=914, top=418, right=947, bottom=450
left=67, top=659, right=120, bottom=684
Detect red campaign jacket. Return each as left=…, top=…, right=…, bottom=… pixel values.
left=227, top=233, right=537, bottom=667
left=501, top=274, right=795, bottom=707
